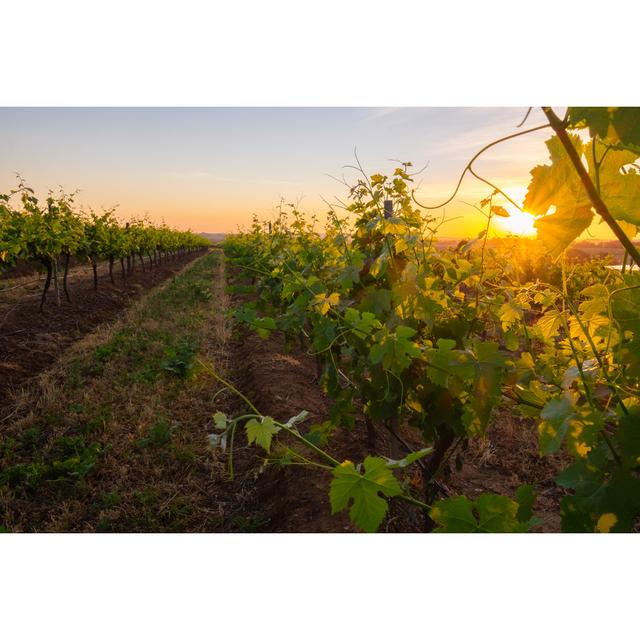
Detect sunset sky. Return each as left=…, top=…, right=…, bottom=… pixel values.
left=0, top=107, right=610, bottom=238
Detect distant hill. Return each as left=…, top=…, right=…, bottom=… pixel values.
left=199, top=232, right=228, bottom=244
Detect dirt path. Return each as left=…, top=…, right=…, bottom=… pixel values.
left=0, top=251, right=206, bottom=409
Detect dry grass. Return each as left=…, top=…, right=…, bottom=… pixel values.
left=0, top=249, right=249, bottom=532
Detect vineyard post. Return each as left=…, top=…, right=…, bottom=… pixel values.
left=91, top=257, right=98, bottom=291
left=52, top=258, right=61, bottom=306
left=39, top=259, right=53, bottom=312
left=63, top=253, right=72, bottom=302
left=383, top=199, right=403, bottom=458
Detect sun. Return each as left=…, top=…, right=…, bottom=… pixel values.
left=495, top=206, right=537, bottom=237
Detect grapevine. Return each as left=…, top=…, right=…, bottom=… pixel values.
left=213, top=107, right=640, bottom=533
left=0, top=181, right=210, bottom=310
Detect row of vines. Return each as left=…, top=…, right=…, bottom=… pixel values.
left=212, top=107, right=640, bottom=532
left=0, top=181, right=210, bottom=310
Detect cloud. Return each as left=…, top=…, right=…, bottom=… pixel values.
left=359, top=107, right=404, bottom=122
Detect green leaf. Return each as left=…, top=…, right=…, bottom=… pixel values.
left=424, top=338, right=475, bottom=398
left=525, top=131, right=640, bottom=251
left=534, top=206, right=594, bottom=256
left=567, top=107, right=611, bottom=139
left=358, top=288, right=391, bottom=316
left=525, top=135, right=588, bottom=218
left=609, top=108, right=640, bottom=149
left=587, top=143, right=640, bottom=226
left=474, top=494, right=520, bottom=532
left=213, top=411, right=228, bottom=431
left=516, top=484, right=536, bottom=523
left=536, top=310, right=563, bottom=340
left=254, top=316, right=277, bottom=339
left=560, top=496, right=596, bottom=532
left=568, top=107, right=640, bottom=150
left=245, top=417, right=280, bottom=453
left=329, top=456, right=402, bottom=532
left=430, top=496, right=477, bottom=532
left=305, top=421, right=336, bottom=447
left=538, top=395, right=573, bottom=455
left=431, top=492, right=533, bottom=533
left=345, top=308, right=381, bottom=337
left=462, top=341, right=505, bottom=437
left=369, top=326, right=421, bottom=373
left=499, top=299, right=522, bottom=331
left=395, top=325, right=417, bottom=340
left=616, top=406, right=640, bottom=470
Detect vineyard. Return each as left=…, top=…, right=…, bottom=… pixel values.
left=1, top=106, right=639, bottom=533
left=0, top=181, right=210, bottom=309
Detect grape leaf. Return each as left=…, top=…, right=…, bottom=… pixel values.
left=430, top=496, right=477, bottom=532
left=499, top=299, right=523, bottom=331
left=475, top=494, right=520, bottom=532
left=516, top=484, right=536, bottom=523
left=525, top=135, right=589, bottom=217
left=245, top=417, right=280, bottom=453
left=525, top=133, right=640, bottom=253
left=329, top=456, right=402, bottom=532
left=534, top=206, right=594, bottom=256
left=568, top=107, right=640, bottom=150
left=567, top=107, right=611, bottom=139
left=586, top=143, right=640, bottom=226
left=431, top=492, right=534, bottom=533
left=254, top=316, right=277, bottom=339
left=344, top=307, right=382, bottom=337
left=369, top=326, right=420, bottom=373
left=462, top=341, right=505, bottom=437
left=538, top=395, right=574, bottom=455
left=213, top=411, right=228, bottom=431
left=536, top=310, right=563, bottom=340
left=313, top=292, right=340, bottom=315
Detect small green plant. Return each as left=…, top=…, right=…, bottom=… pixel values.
left=136, top=420, right=174, bottom=449
left=48, top=436, right=102, bottom=483
left=160, top=339, right=197, bottom=379
left=101, top=490, right=122, bottom=508
left=232, top=514, right=270, bottom=533
left=0, top=434, right=101, bottom=491
left=96, top=518, right=113, bottom=533
left=0, top=462, right=48, bottom=490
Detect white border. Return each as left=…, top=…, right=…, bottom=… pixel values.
left=1, top=0, right=637, bottom=106
left=1, top=533, right=638, bottom=639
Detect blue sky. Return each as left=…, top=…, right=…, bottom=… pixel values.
left=0, top=107, right=556, bottom=235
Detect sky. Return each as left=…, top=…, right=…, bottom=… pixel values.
left=0, top=106, right=603, bottom=238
